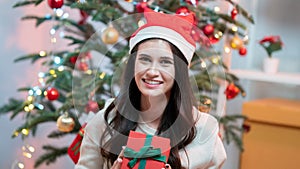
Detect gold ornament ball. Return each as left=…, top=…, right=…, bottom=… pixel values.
left=56, top=114, right=75, bottom=132
left=198, top=98, right=212, bottom=113
left=198, top=105, right=211, bottom=113
left=230, top=36, right=243, bottom=50
left=101, top=27, right=119, bottom=44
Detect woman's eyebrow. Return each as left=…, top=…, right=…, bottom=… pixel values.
left=138, top=53, right=151, bottom=57
left=160, top=56, right=174, bottom=60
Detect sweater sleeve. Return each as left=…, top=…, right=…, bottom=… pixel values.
left=74, top=99, right=114, bottom=169
left=207, top=134, right=227, bottom=169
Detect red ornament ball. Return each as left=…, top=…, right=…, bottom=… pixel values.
left=191, top=27, right=201, bottom=42
left=231, top=8, right=238, bottom=19
left=176, top=6, right=190, bottom=15
left=85, top=101, right=99, bottom=113
left=136, top=2, right=148, bottom=13
left=69, top=56, right=78, bottom=64
left=47, top=0, right=64, bottom=9
left=224, top=83, right=240, bottom=100
left=239, top=47, right=247, bottom=56
left=77, top=62, right=88, bottom=71
left=208, top=35, right=219, bottom=44
left=203, top=24, right=214, bottom=36
left=46, top=87, right=60, bottom=101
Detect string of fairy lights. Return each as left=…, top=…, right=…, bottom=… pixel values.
left=12, top=3, right=71, bottom=169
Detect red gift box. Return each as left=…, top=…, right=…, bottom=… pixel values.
left=121, top=131, right=171, bottom=169
left=68, top=123, right=87, bottom=164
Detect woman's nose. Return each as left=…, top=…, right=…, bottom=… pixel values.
left=146, top=67, right=159, bottom=77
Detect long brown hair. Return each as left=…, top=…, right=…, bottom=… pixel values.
left=100, top=38, right=197, bottom=169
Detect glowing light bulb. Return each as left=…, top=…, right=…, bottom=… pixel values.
left=28, top=104, right=34, bottom=110
left=224, top=46, right=231, bottom=53
left=58, top=66, right=64, bottom=72
left=49, top=69, right=56, bottom=75
left=18, top=162, right=25, bottom=169
left=21, top=129, right=29, bottom=136
left=86, top=69, right=92, bottom=75
left=59, top=31, right=65, bottom=38
left=27, top=96, right=34, bottom=102
left=24, top=106, right=30, bottom=112
left=218, top=31, right=223, bottom=37
left=99, top=72, right=106, bottom=79
left=212, top=57, right=219, bottom=64
left=13, top=131, right=19, bottom=137
left=38, top=77, right=44, bottom=84
left=23, top=152, right=32, bottom=158
left=36, top=89, right=42, bottom=96
left=51, top=37, right=57, bottom=43
left=28, top=89, right=34, bottom=95
left=54, top=56, right=62, bottom=64
left=38, top=72, right=45, bottom=77
left=55, top=8, right=64, bottom=17
left=50, top=28, right=56, bottom=35
left=214, top=33, right=220, bottom=39
left=36, top=104, right=44, bottom=110
left=27, top=145, right=35, bottom=152
left=232, top=26, right=238, bottom=32
left=214, top=6, right=220, bottom=12
left=62, top=13, right=69, bottom=19
left=201, top=61, right=207, bottom=68
left=39, top=51, right=47, bottom=57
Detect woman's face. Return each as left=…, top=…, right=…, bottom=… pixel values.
left=134, top=39, right=175, bottom=98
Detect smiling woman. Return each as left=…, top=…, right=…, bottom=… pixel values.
left=75, top=7, right=226, bottom=169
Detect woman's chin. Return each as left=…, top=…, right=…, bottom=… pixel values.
left=141, top=90, right=166, bottom=98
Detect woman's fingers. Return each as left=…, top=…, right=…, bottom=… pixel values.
left=162, top=163, right=171, bottom=169
left=111, top=157, right=123, bottom=169
left=111, top=146, right=126, bottom=169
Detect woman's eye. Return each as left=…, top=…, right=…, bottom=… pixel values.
left=161, top=59, right=173, bottom=65
left=139, top=57, right=151, bottom=62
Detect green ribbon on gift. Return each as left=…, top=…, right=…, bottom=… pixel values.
left=124, top=135, right=167, bottom=169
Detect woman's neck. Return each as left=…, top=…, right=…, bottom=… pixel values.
left=139, top=95, right=169, bottom=129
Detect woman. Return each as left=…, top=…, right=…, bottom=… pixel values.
left=75, top=8, right=226, bottom=169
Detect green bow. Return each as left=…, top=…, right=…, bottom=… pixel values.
left=123, top=135, right=167, bottom=169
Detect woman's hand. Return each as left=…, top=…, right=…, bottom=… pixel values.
left=111, top=146, right=171, bottom=169
left=111, top=146, right=125, bottom=169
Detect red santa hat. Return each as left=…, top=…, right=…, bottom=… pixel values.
left=129, top=8, right=196, bottom=65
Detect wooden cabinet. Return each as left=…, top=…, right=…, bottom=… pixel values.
left=239, top=98, right=300, bottom=169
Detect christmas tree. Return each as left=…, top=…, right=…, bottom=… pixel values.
left=0, top=0, right=254, bottom=167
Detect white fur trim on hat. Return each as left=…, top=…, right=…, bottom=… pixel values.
left=129, top=26, right=195, bottom=64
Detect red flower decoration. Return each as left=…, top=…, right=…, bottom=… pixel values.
left=259, top=35, right=283, bottom=58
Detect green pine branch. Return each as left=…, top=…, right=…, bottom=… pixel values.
left=12, top=112, right=60, bottom=138
left=34, top=145, right=68, bottom=168
left=48, top=130, right=72, bottom=138
left=217, top=114, right=248, bottom=151
left=14, top=53, right=47, bottom=63
left=13, top=0, right=43, bottom=8
left=63, top=36, right=85, bottom=45
left=0, top=99, right=24, bottom=117
left=22, top=15, right=52, bottom=27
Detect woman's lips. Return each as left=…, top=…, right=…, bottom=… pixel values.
left=142, top=79, right=163, bottom=88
